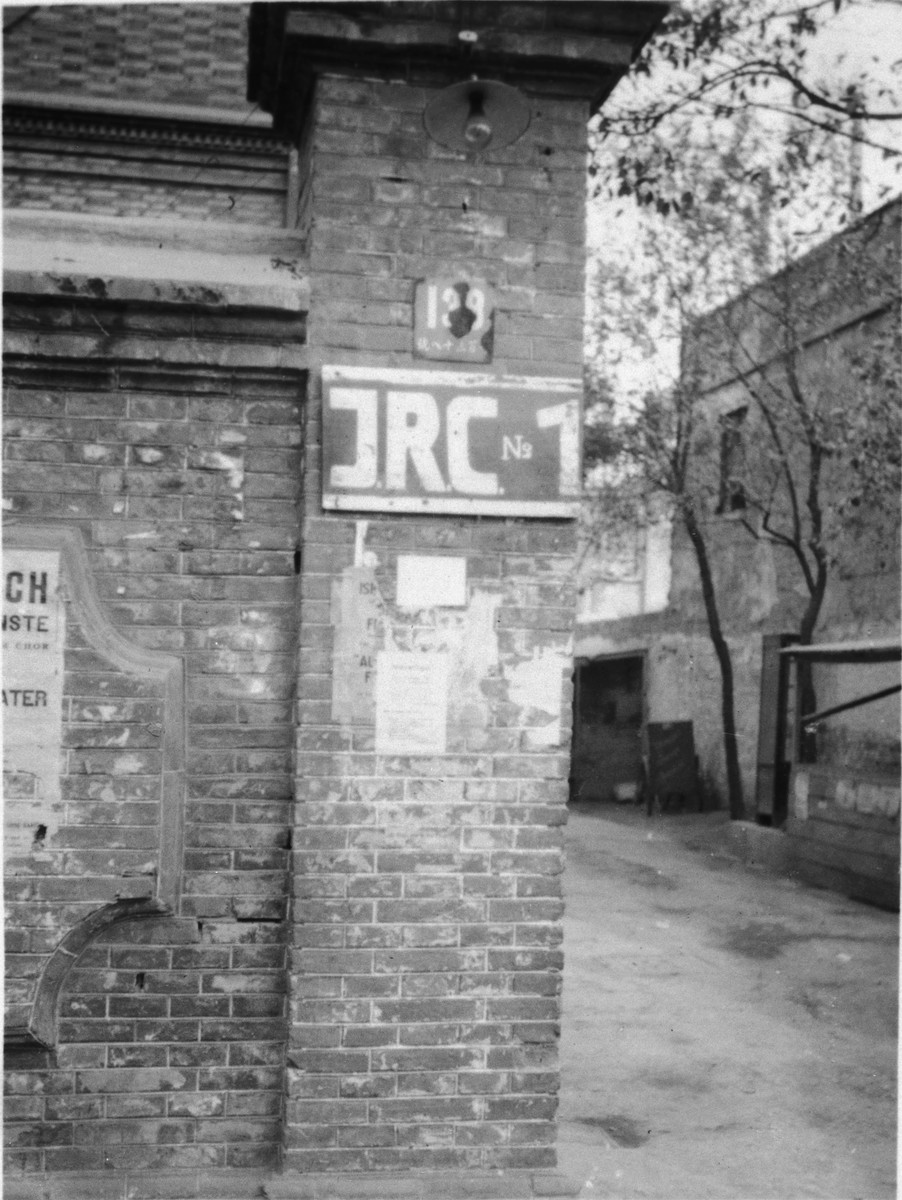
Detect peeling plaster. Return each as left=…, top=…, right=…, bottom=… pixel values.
left=446, top=589, right=501, bottom=736
left=354, top=520, right=378, bottom=568
left=794, top=771, right=810, bottom=820
left=328, top=541, right=572, bottom=757
left=207, top=624, right=286, bottom=653
left=207, top=647, right=276, bottom=675
left=94, top=753, right=148, bottom=775
left=194, top=448, right=245, bottom=493
left=136, top=447, right=166, bottom=465
left=506, top=647, right=569, bottom=744
left=645, top=634, right=762, bottom=801
left=383, top=586, right=502, bottom=738
left=748, top=540, right=779, bottom=622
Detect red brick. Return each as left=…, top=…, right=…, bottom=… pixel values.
left=2, top=24, right=591, bottom=1174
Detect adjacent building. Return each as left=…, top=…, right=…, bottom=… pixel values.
left=575, top=198, right=901, bottom=906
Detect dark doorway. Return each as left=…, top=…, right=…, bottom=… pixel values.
left=570, top=655, right=644, bottom=803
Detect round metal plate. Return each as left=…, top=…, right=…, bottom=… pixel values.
left=423, top=79, right=532, bottom=153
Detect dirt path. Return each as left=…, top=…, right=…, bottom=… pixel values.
left=557, top=805, right=898, bottom=1200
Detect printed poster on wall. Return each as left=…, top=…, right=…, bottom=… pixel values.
left=2, top=549, right=65, bottom=857
left=374, top=651, right=450, bottom=755
left=331, top=565, right=384, bottom=725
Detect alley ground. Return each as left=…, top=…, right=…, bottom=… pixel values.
left=557, top=803, right=899, bottom=1200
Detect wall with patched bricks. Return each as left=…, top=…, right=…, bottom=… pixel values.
left=2, top=6, right=305, bottom=1181
left=3, top=113, right=289, bottom=226
left=3, top=3, right=290, bottom=228
left=279, top=73, right=585, bottom=1174
left=3, top=3, right=259, bottom=114
left=3, top=296, right=304, bottom=1175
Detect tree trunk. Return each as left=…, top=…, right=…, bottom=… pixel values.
left=684, top=509, right=746, bottom=820
left=796, top=558, right=829, bottom=761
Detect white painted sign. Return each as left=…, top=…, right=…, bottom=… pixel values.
left=396, top=556, right=467, bottom=609
left=322, top=365, right=582, bottom=517
left=375, top=652, right=450, bottom=755
left=3, top=549, right=65, bottom=857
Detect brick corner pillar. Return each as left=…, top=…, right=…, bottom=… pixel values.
left=248, top=1, right=666, bottom=1180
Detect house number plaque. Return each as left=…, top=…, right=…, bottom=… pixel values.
left=413, top=277, right=494, bottom=363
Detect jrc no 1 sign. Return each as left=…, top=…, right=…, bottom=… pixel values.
left=322, top=365, right=582, bottom=517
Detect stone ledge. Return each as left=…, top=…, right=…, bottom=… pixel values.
left=264, top=1170, right=582, bottom=1200
left=4, top=209, right=305, bottom=258
left=3, top=255, right=308, bottom=316
left=3, top=266, right=307, bottom=316
left=2, top=215, right=309, bottom=314
left=4, top=89, right=276, bottom=130
left=1, top=1169, right=268, bottom=1200
left=2, top=1170, right=582, bottom=1200
left=2, top=327, right=308, bottom=372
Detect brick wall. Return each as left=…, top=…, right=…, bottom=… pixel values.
left=3, top=112, right=289, bottom=227
left=3, top=3, right=290, bottom=231
left=283, top=75, right=586, bottom=1173
left=3, top=4, right=258, bottom=116
left=3, top=9, right=600, bottom=1183
left=3, top=295, right=304, bottom=1175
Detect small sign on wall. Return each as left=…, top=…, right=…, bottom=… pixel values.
left=322, top=365, right=581, bottom=517
left=396, top=556, right=467, bottom=609
left=413, top=278, right=494, bottom=363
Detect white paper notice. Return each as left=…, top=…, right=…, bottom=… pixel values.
left=375, top=651, right=450, bottom=754
left=396, top=555, right=467, bottom=609
left=2, top=549, right=65, bottom=856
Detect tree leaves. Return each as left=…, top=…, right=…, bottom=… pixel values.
left=591, top=0, right=901, bottom=213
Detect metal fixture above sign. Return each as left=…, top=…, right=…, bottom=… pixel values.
left=424, top=79, right=531, bottom=153
left=413, top=277, right=494, bottom=363
left=322, top=365, right=582, bottom=517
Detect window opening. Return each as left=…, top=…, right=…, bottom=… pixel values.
left=717, top=406, right=748, bottom=514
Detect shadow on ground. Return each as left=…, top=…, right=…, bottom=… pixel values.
left=557, top=802, right=898, bottom=1200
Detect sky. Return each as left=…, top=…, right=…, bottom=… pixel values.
left=808, top=0, right=902, bottom=209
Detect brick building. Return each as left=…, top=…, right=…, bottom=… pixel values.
left=574, top=199, right=901, bottom=906
left=2, top=4, right=666, bottom=1195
